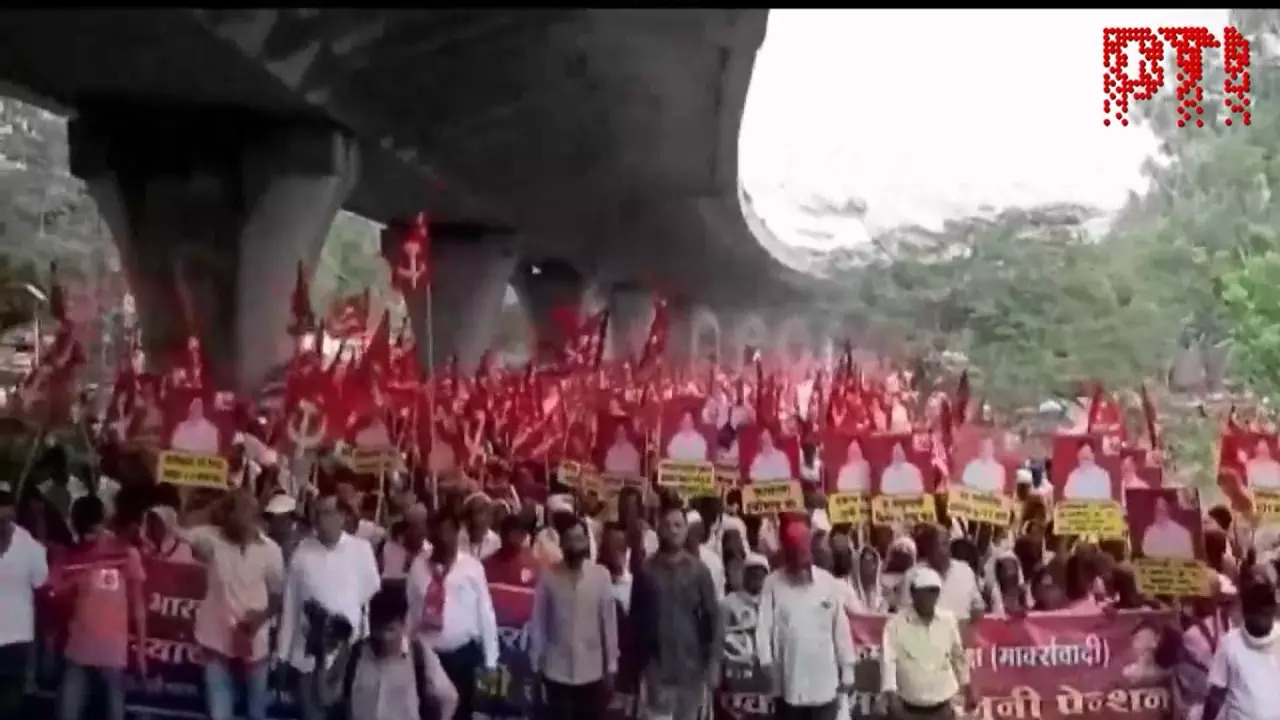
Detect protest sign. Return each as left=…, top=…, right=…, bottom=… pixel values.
left=657, top=459, right=717, bottom=499
left=156, top=450, right=229, bottom=489
left=718, top=611, right=1172, bottom=720
left=827, top=492, right=870, bottom=525
left=33, top=562, right=1172, bottom=720
left=741, top=481, right=802, bottom=515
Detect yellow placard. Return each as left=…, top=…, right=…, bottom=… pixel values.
left=947, top=486, right=1013, bottom=526
left=828, top=492, right=870, bottom=525
left=1052, top=500, right=1127, bottom=539
left=742, top=481, right=803, bottom=516
left=657, top=460, right=716, bottom=500
left=1252, top=489, right=1280, bottom=524
left=157, top=451, right=229, bottom=490
left=871, top=494, right=937, bottom=526
left=1133, top=557, right=1210, bottom=597
left=343, top=446, right=398, bottom=476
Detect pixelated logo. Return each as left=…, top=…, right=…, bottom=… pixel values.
left=1103, top=27, right=1251, bottom=127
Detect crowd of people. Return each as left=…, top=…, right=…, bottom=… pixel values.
left=0, top=443, right=1278, bottom=720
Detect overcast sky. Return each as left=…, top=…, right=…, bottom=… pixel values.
left=740, top=9, right=1231, bottom=249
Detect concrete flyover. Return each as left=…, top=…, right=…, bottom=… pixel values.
left=0, top=9, right=834, bottom=389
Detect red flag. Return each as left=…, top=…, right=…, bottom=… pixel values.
left=952, top=370, right=970, bottom=427
left=47, top=262, right=67, bottom=326
left=638, top=297, right=669, bottom=371
left=384, top=213, right=431, bottom=294
left=326, top=289, right=370, bottom=339
left=1139, top=382, right=1159, bottom=449
left=288, top=261, right=316, bottom=336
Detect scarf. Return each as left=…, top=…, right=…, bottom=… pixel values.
left=985, top=549, right=1031, bottom=616
left=419, top=558, right=450, bottom=633
left=850, top=546, right=885, bottom=614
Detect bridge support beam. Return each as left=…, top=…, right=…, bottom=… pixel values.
left=513, top=260, right=586, bottom=362
left=70, top=105, right=358, bottom=392
left=605, top=284, right=654, bottom=362
left=402, top=235, right=519, bottom=374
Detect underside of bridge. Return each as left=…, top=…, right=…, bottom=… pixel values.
left=0, top=9, right=833, bottom=389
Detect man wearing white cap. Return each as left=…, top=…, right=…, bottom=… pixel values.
left=881, top=566, right=977, bottom=720
left=685, top=510, right=725, bottom=601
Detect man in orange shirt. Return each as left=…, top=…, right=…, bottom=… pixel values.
left=48, top=495, right=147, bottom=720
left=483, top=515, right=538, bottom=588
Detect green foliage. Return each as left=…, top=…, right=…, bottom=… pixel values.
left=1219, top=252, right=1280, bottom=404
left=0, top=98, right=109, bottom=333
left=817, top=10, right=1280, bottom=428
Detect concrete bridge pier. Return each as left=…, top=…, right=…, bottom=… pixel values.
left=512, top=259, right=586, bottom=362
left=69, top=105, right=359, bottom=392
left=605, top=283, right=655, bottom=362
left=394, top=233, right=520, bottom=375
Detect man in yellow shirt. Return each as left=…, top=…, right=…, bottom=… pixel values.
left=880, top=567, right=978, bottom=719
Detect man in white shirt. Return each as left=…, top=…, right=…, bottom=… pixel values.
left=1062, top=441, right=1114, bottom=501
left=666, top=411, right=709, bottom=462
left=961, top=437, right=1006, bottom=495
left=836, top=439, right=871, bottom=494
left=603, top=424, right=642, bottom=476
left=749, top=428, right=792, bottom=483
left=898, top=526, right=985, bottom=620
left=0, top=484, right=48, bottom=718
left=686, top=510, right=725, bottom=600
left=755, top=520, right=855, bottom=718
left=171, top=397, right=222, bottom=455
left=1141, top=496, right=1196, bottom=560
left=1203, top=580, right=1280, bottom=720
left=879, top=442, right=924, bottom=497
left=406, top=511, right=500, bottom=720
left=459, top=492, right=501, bottom=561
left=881, top=567, right=978, bottom=718
left=1244, top=438, right=1280, bottom=490
left=276, top=494, right=381, bottom=720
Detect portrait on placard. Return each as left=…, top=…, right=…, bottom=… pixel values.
left=163, top=388, right=232, bottom=456
left=1051, top=434, right=1120, bottom=503
left=1125, top=487, right=1202, bottom=561
left=597, top=413, right=644, bottom=478
left=1236, top=433, right=1280, bottom=490
left=822, top=430, right=872, bottom=495
left=866, top=433, right=933, bottom=497
left=737, top=424, right=799, bottom=484
left=661, top=396, right=714, bottom=463
left=950, top=425, right=1019, bottom=496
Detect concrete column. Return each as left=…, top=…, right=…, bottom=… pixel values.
left=512, top=259, right=586, bottom=361
left=728, top=312, right=770, bottom=368
left=687, top=305, right=721, bottom=366
left=394, top=234, right=519, bottom=374
left=775, top=314, right=814, bottom=367
left=70, top=104, right=358, bottom=392
left=605, top=283, right=655, bottom=361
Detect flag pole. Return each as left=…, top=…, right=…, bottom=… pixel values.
left=426, top=283, right=438, bottom=511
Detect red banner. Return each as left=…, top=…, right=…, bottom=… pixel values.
left=718, top=612, right=1173, bottom=720
left=33, top=561, right=1174, bottom=720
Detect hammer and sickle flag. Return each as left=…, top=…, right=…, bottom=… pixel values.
left=383, top=212, right=431, bottom=295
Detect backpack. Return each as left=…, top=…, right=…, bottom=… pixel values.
left=341, top=637, right=434, bottom=720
